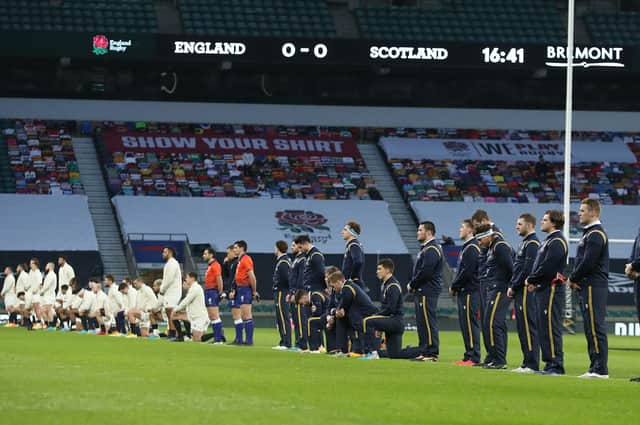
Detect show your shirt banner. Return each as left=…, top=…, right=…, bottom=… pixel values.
left=380, top=137, right=638, bottom=163
left=103, top=130, right=361, bottom=157
left=112, top=196, right=408, bottom=254
left=411, top=201, right=637, bottom=259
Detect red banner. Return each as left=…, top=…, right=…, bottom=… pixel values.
left=102, top=131, right=361, bottom=157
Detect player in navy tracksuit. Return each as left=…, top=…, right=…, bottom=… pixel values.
left=289, top=241, right=307, bottom=350
left=507, top=214, right=541, bottom=372
left=361, top=258, right=405, bottom=360
left=272, top=240, right=292, bottom=350
left=450, top=219, right=482, bottom=365
left=476, top=224, right=513, bottom=369
left=627, top=226, right=640, bottom=323
left=222, top=245, right=243, bottom=345
left=329, top=271, right=378, bottom=356
left=296, top=235, right=325, bottom=351
left=342, top=221, right=366, bottom=290
left=471, top=209, right=503, bottom=364
left=526, top=210, right=568, bottom=375
left=568, top=199, right=610, bottom=378
left=295, top=287, right=328, bottom=352
left=407, top=221, right=443, bottom=361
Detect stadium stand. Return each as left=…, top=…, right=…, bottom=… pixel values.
left=97, top=122, right=380, bottom=200
left=355, top=0, right=566, bottom=43
left=179, top=0, right=336, bottom=38
left=0, top=0, right=157, bottom=33
left=2, top=120, right=84, bottom=196
left=585, top=11, right=640, bottom=46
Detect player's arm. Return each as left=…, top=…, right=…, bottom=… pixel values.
left=174, top=289, right=195, bottom=313
left=216, top=274, right=223, bottom=293
left=569, top=233, right=605, bottom=284
left=248, top=270, right=257, bottom=297
left=495, top=242, right=514, bottom=276
left=349, top=244, right=364, bottom=278
left=310, top=293, right=323, bottom=317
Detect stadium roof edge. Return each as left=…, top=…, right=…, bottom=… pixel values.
left=1, top=97, right=640, bottom=131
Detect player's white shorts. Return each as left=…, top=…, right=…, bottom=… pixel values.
left=3, top=294, right=17, bottom=308
left=41, top=295, right=55, bottom=306
left=189, top=317, right=210, bottom=333
left=139, top=311, right=151, bottom=328
left=24, top=293, right=33, bottom=309
left=31, top=293, right=41, bottom=304
left=163, top=291, right=181, bottom=309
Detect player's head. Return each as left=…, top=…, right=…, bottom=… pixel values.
left=541, top=210, right=564, bottom=233
left=46, top=262, right=55, bottom=273
left=342, top=221, right=361, bottom=241
left=225, top=244, right=237, bottom=259
left=122, top=277, right=132, bottom=287
left=471, top=209, right=491, bottom=227
left=91, top=281, right=102, bottom=293
left=579, top=198, right=601, bottom=226
left=57, top=255, right=67, bottom=266
left=183, top=271, right=198, bottom=288
left=517, top=213, right=536, bottom=237
left=16, top=263, right=24, bottom=273
left=152, top=279, right=162, bottom=292
left=162, top=246, right=176, bottom=261
left=275, top=240, right=288, bottom=256
left=118, top=282, right=129, bottom=294
left=202, top=247, right=216, bottom=262
left=60, top=284, right=69, bottom=294
left=294, top=289, right=310, bottom=305
left=233, top=240, right=247, bottom=256
left=293, top=235, right=312, bottom=252
left=290, top=240, right=299, bottom=255
left=17, top=291, right=25, bottom=301
left=459, top=219, right=475, bottom=240
left=30, top=258, right=39, bottom=270
left=327, top=271, right=346, bottom=291
left=324, top=265, right=340, bottom=287
left=475, top=223, right=496, bottom=248
left=104, top=274, right=115, bottom=287
left=133, top=278, right=145, bottom=290
left=4, top=266, right=12, bottom=275
left=417, top=221, right=435, bottom=242
left=376, top=258, right=394, bottom=282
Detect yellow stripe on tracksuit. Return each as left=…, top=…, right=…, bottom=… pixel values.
left=588, top=286, right=600, bottom=354
left=277, top=291, right=286, bottom=334
left=296, top=304, right=303, bottom=338
left=465, top=294, right=473, bottom=349
left=489, top=292, right=501, bottom=347
left=307, top=317, right=321, bottom=337
left=422, top=296, right=432, bottom=346
left=522, top=289, right=532, bottom=351
left=548, top=285, right=556, bottom=358
left=363, top=315, right=390, bottom=334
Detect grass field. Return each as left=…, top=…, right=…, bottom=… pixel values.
left=0, top=327, right=639, bottom=425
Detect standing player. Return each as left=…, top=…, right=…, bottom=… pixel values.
left=407, top=221, right=443, bottom=362
left=525, top=210, right=568, bottom=375
left=471, top=209, right=503, bottom=363
left=297, top=234, right=326, bottom=351
left=172, top=272, right=209, bottom=342
left=362, top=259, right=405, bottom=360
left=475, top=224, right=513, bottom=369
left=288, top=240, right=306, bottom=351
left=2, top=267, right=18, bottom=327
left=272, top=240, right=292, bottom=350
left=28, top=258, right=43, bottom=329
left=57, top=255, right=75, bottom=296
left=234, top=240, right=258, bottom=346
left=450, top=220, right=482, bottom=366
left=568, top=199, right=610, bottom=379
left=40, top=262, right=57, bottom=331
left=507, top=214, right=541, bottom=373
left=203, top=247, right=225, bottom=344
left=159, top=247, right=182, bottom=339
left=342, top=221, right=365, bottom=290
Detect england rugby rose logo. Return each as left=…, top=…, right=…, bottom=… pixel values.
left=276, top=210, right=330, bottom=233
left=93, top=35, right=109, bottom=55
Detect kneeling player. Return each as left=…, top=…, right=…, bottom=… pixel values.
left=55, top=285, right=72, bottom=330
left=362, top=259, right=405, bottom=360
left=89, top=282, right=109, bottom=335
left=171, top=272, right=209, bottom=342
left=128, top=278, right=158, bottom=338
left=295, top=288, right=328, bottom=353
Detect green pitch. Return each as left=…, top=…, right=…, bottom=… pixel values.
left=0, top=327, right=638, bottom=425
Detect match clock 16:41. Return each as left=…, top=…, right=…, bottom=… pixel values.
left=482, top=47, right=525, bottom=64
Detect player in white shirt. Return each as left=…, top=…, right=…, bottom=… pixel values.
left=57, top=255, right=75, bottom=299
left=55, top=284, right=72, bottom=330
left=159, top=247, right=183, bottom=339
left=118, top=279, right=138, bottom=338
left=27, top=258, right=43, bottom=329
left=40, top=262, right=57, bottom=331
left=127, top=278, right=158, bottom=338
left=2, top=266, right=19, bottom=327
left=73, top=280, right=96, bottom=333
left=104, top=274, right=125, bottom=336
left=171, top=272, right=209, bottom=342
left=15, top=264, right=29, bottom=327
left=150, top=279, right=165, bottom=336
left=89, top=282, right=109, bottom=335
